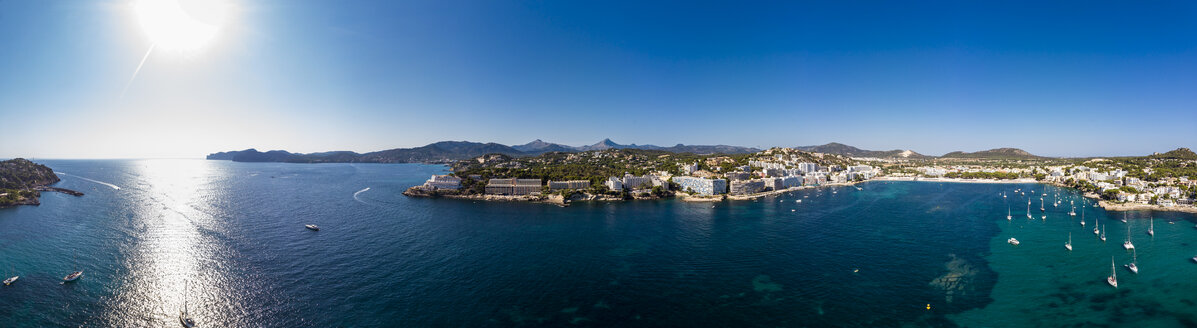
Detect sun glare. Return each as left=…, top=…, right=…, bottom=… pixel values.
left=133, top=0, right=228, bottom=53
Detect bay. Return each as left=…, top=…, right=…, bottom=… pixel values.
left=0, top=159, right=1194, bottom=327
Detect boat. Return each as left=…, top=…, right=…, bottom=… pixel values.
left=180, top=282, right=196, bottom=327
left=1026, top=200, right=1032, bottom=219
left=1107, top=257, right=1118, bottom=288
left=1192, top=256, right=1197, bottom=263
left=1008, top=238, right=1020, bottom=245
left=63, top=251, right=82, bottom=283
left=1123, top=225, right=1134, bottom=250
left=1080, top=210, right=1086, bottom=227
left=1100, top=224, right=1106, bottom=242
left=3, top=265, right=16, bottom=286
left=1125, top=249, right=1139, bottom=274
left=1093, top=216, right=1099, bottom=235
left=1039, top=198, right=1045, bottom=212
left=1147, top=218, right=1154, bottom=236
left=1065, top=233, right=1072, bottom=251
left=305, top=224, right=320, bottom=231
left=1007, top=206, right=1012, bottom=221
left=1122, top=212, right=1128, bottom=223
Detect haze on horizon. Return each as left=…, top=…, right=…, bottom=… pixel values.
left=1, top=0, right=1194, bottom=159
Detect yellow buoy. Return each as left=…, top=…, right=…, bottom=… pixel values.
left=926, top=304, right=931, bottom=310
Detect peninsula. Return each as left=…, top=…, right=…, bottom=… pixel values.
left=0, top=158, right=82, bottom=207
left=399, top=143, right=1197, bottom=212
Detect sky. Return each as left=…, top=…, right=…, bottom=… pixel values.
left=1, top=0, right=1194, bottom=159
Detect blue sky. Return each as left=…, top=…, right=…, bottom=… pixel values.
left=1, top=0, right=1194, bottom=158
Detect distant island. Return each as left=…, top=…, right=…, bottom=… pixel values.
left=0, top=158, right=82, bottom=207
left=205, top=139, right=761, bottom=164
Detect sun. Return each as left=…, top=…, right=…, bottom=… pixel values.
left=133, top=0, right=229, bottom=53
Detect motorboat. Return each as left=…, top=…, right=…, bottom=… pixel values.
left=305, top=224, right=320, bottom=231
left=1008, top=238, right=1020, bottom=245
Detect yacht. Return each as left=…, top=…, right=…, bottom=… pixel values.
left=1065, top=233, right=1072, bottom=251
left=1147, top=218, right=1154, bottom=236
left=180, top=282, right=196, bottom=327
left=305, top=224, right=320, bottom=231
left=1039, top=198, right=1045, bottom=212
left=1026, top=200, right=1032, bottom=219
left=63, top=251, right=82, bottom=283
left=1123, top=225, right=1135, bottom=250
left=1100, top=225, right=1106, bottom=242
left=1125, top=250, right=1139, bottom=274
left=1008, top=238, right=1020, bottom=245
left=1093, top=217, right=1099, bottom=235
left=1080, top=210, right=1086, bottom=227
left=1007, top=206, right=1012, bottom=221
left=3, top=265, right=16, bottom=286
left=1107, top=257, right=1118, bottom=288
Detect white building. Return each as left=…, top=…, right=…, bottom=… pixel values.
left=604, top=177, right=623, bottom=191
left=423, top=175, right=462, bottom=190
left=673, top=176, right=727, bottom=195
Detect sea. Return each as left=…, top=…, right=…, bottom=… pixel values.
left=0, top=159, right=1194, bottom=327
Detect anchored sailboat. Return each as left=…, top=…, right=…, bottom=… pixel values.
left=1125, top=249, right=1139, bottom=274
left=1065, top=232, right=1072, bottom=251
left=1107, top=257, right=1118, bottom=288
left=1148, top=218, right=1154, bottom=236
left=1123, top=225, right=1135, bottom=250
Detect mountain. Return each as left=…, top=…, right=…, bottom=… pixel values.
left=939, top=148, right=1043, bottom=160
left=796, top=142, right=926, bottom=158
left=573, top=139, right=759, bottom=154
left=512, top=139, right=578, bottom=154
left=359, top=141, right=523, bottom=163
left=208, top=139, right=761, bottom=164
left=1148, top=148, right=1197, bottom=160
left=578, top=138, right=623, bottom=151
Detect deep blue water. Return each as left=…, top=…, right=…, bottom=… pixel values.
left=1, top=160, right=1194, bottom=327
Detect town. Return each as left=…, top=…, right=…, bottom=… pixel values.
left=404, top=147, right=1197, bottom=212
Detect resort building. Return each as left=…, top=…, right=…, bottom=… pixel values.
left=621, top=174, right=653, bottom=190
left=485, top=178, right=542, bottom=195
left=673, top=176, right=727, bottom=196
left=725, top=172, right=752, bottom=181
left=797, top=162, right=818, bottom=173
left=604, top=177, right=623, bottom=191
left=423, top=175, right=462, bottom=190
left=547, top=180, right=590, bottom=190
left=680, top=163, right=699, bottom=175
left=730, top=179, right=766, bottom=195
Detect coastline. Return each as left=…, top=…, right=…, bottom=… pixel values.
left=872, top=177, right=1039, bottom=184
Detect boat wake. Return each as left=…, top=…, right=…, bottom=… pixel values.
left=353, top=187, right=370, bottom=204
left=56, top=172, right=121, bottom=190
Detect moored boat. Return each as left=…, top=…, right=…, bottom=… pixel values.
left=305, top=224, right=320, bottom=231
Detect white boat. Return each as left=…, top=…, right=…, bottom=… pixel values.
left=1107, top=257, right=1118, bottom=288
left=1100, top=225, right=1106, bottom=242
left=180, top=282, right=196, bottom=327
left=3, top=265, right=16, bottom=286
left=1123, top=225, right=1134, bottom=250
left=1026, top=200, right=1032, bottom=219
left=1065, top=233, right=1072, bottom=251
left=1147, top=218, right=1154, bottom=236
left=1007, top=206, right=1012, bottom=221
left=63, top=251, right=82, bottom=283
left=305, top=224, right=320, bottom=231
left=1093, top=217, right=1099, bottom=235
left=1039, top=198, right=1045, bottom=212
left=1192, top=256, right=1197, bottom=263
left=1008, top=238, right=1020, bottom=245
left=1080, top=210, right=1086, bottom=227
left=1125, top=250, right=1139, bottom=274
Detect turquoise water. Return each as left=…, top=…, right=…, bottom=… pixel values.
left=0, top=160, right=1194, bottom=327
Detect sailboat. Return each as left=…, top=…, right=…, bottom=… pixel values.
left=1121, top=212, right=1128, bottom=223
left=1125, top=249, right=1139, bottom=274
left=180, top=281, right=196, bottom=327
left=63, top=251, right=83, bottom=283
left=1100, top=224, right=1107, bottom=242
left=1080, top=209, right=1086, bottom=227
left=1093, top=216, right=1099, bottom=235
left=1065, top=232, right=1072, bottom=251
left=1007, top=206, right=1012, bottom=221
left=1107, top=257, right=1118, bottom=288
left=3, top=265, right=16, bottom=286
left=1147, top=218, right=1154, bottom=236
left=1040, top=198, right=1045, bottom=212
left=1026, top=200, right=1032, bottom=219
left=1123, top=225, right=1135, bottom=250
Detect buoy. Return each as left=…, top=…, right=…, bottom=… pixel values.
left=926, top=304, right=931, bottom=310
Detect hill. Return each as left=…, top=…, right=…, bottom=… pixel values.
left=359, top=141, right=523, bottom=163
left=796, top=142, right=926, bottom=159
left=1, top=158, right=61, bottom=207
left=939, top=148, right=1043, bottom=160
left=1148, top=148, right=1197, bottom=160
